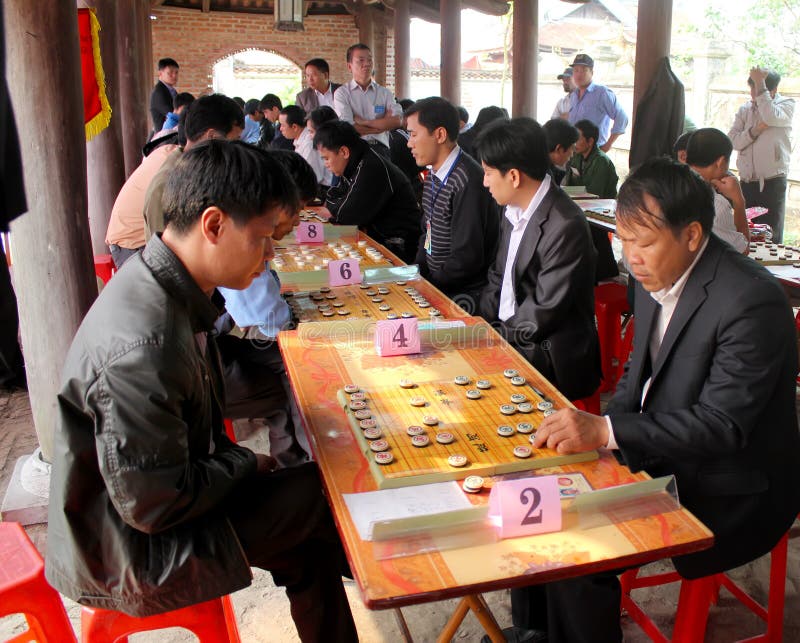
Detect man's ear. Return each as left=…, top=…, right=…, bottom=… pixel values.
left=508, top=168, right=521, bottom=188
left=434, top=126, right=449, bottom=145
left=200, top=206, right=225, bottom=244
left=341, top=146, right=351, bottom=161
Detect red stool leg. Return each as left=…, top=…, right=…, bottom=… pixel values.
left=672, top=575, right=716, bottom=642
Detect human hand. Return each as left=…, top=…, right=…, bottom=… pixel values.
left=531, top=408, right=609, bottom=454
left=712, top=173, right=745, bottom=207
left=600, top=141, right=612, bottom=153
left=255, top=453, right=278, bottom=473
left=754, top=122, right=769, bottom=135
left=749, top=66, right=769, bottom=87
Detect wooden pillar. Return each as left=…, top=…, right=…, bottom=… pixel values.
left=116, top=0, right=149, bottom=177
left=440, top=0, right=460, bottom=104
left=632, top=0, right=672, bottom=130
left=358, top=5, right=375, bottom=55
left=393, top=0, right=410, bottom=99
left=6, top=0, right=97, bottom=461
left=512, top=0, right=537, bottom=118
left=137, top=0, right=153, bottom=116
left=83, top=0, right=126, bottom=255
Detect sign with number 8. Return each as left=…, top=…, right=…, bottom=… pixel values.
left=296, top=222, right=324, bottom=243
left=328, top=258, right=361, bottom=286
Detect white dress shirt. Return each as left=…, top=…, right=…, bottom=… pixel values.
left=333, top=79, right=402, bottom=148
left=292, top=126, right=331, bottom=185
left=712, top=191, right=748, bottom=253
left=314, top=85, right=335, bottom=108
left=498, top=174, right=552, bottom=321
left=605, top=237, right=709, bottom=449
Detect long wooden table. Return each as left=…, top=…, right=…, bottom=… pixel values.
left=278, top=316, right=714, bottom=632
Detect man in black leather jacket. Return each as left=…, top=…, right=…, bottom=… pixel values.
left=46, top=140, right=357, bottom=642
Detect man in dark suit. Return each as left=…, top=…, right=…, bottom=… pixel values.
left=295, top=58, right=340, bottom=115
left=523, top=157, right=800, bottom=642
left=477, top=117, right=601, bottom=402
left=149, top=57, right=179, bottom=134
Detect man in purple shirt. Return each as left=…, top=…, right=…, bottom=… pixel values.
left=567, top=53, right=629, bottom=152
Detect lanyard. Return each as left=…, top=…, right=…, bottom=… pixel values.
left=429, top=149, right=463, bottom=212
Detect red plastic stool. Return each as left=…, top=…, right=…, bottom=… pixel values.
left=223, top=418, right=237, bottom=442
left=0, top=521, right=77, bottom=642
left=572, top=389, right=601, bottom=415
left=621, top=530, right=789, bottom=642
left=81, top=594, right=241, bottom=643
left=94, top=254, right=115, bottom=284
left=594, top=283, right=630, bottom=393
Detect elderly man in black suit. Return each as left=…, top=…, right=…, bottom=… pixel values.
left=507, top=156, right=800, bottom=643
left=477, top=117, right=601, bottom=403
left=295, top=58, right=341, bottom=115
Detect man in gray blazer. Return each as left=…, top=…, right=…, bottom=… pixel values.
left=295, top=58, right=340, bottom=115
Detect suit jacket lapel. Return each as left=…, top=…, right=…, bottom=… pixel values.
left=629, top=288, right=658, bottom=406
left=512, top=187, right=555, bottom=286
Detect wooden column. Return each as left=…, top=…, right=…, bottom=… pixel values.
left=393, top=0, right=410, bottom=99
left=512, top=0, right=537, bottom=118
left=6, top=0, right=97, bottom=461
left=439, top=0, right=460, bottom=104
left=116, top=0, right=149, bottom=177
left=358, top=4, right=375, bottom=55
left=632, top=0, right=672, bottom=130
left=83, top=0, right=126, bottom=254
left=137, top=0, right=153, bottom=116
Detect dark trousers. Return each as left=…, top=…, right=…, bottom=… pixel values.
left=227, top=463, right=357, bottom=642
left=0, top=256, right=24, bottom=387
left=742, top=176, right=788, bottom=243
left=511, top=572, right=622, bottom=643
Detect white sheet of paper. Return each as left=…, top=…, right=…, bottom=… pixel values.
left=343, top=481, right=472, bottom=540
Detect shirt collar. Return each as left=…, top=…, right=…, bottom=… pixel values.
left=433, top=145, right=461, bottom=182
left=314, top=85, right=333, bottom=98
left=347, top=78, right=376, bottom=93
left=649, top=237, right=709, bottom=306
left=504, top=174, right=552, bottom=229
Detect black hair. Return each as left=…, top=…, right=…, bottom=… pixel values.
left=158, top=57, right=179, bottom=70
left=685, top=127, right=733, bottom=168
left=244, top=98, right=261, bottom=116
left=184, top=94, right=245, bottom=143
left=398, top=98, right=415, bottom=112
left=173, top=92, right=195, bottom=112
left=542, top=118, right=579, bottom=152
left=672, top=130, right=693, bottom=159
left=163, top=139, right=299, bottom=235
left=472, top=106, right=507, bottom=132
left=304, top=58, right=330, bottom=75
left=747, top=70, right=781, bottom=92
left=346, top=43, right=371, bottom=63
left=404, top=96, right=460, bottom=142
left=313, top=120, right=362, bottom=152
left=270, top=150, right=319, bottom=203
left=259, top=93, right=283, bottom=111
left=574, top=119, right=600, bottom=147
left=457, top=106, right=469, bottom=123
left=617, top=156, right=714, bottom=236
left=476, top=117, right=549, bottom=181
left=280, top=105, right=306, bottom=128
left=308, top=106, right=338, bottom=130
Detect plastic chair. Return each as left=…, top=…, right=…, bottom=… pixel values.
left=223, top=418, right=237, bottom=442
left=94, top=254, right=115, bottom=284
left=620, top=530, right=790, bottom=642
left=81, top=594, right=241, bottom=643
left=0, top=521, right=77, bottom=642
left=572, top=389, right=601, bottom=415
left=594, top=283, right=631, bottom=393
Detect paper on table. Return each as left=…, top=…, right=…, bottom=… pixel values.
left=343, top=481, right=472, bottom=541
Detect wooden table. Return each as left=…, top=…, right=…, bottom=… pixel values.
left=278, top=316, right=713, bottom=638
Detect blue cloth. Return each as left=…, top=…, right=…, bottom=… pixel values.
left=567, top=82, right=629, bottom=147
left=241, top=116, right=260, bottom=144
left=162, top=112, right=180, bottom=130
left=218, top=268, right=291, bottom=339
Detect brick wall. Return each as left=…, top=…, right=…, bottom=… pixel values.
left=150, top=7, right=364, bottom=97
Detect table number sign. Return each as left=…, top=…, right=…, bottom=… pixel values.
left=487, top=475, right=561, bottom=539
left=296, top=221, right=324, bottom=243
left=375, top=318, right=421, bottom=357
left=328, top=258, right=361, bottom=286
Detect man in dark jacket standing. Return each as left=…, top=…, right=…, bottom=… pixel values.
left=149, top=57, right=179, bottom=134
left=46, top=140, right=357, bottom=643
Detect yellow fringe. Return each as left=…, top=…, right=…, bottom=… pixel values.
left=84, top=8, right=112, bottom=141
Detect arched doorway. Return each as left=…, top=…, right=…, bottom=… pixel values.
left=212, top=49, right=302, bottom=106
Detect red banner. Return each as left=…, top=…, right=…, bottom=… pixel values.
left=77, top=8, right=111, bottom=141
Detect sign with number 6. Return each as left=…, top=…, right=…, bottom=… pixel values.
left=487, top=475, right=561, bottom=539
left=375, top=318, right=421, bottom=356
left=296, top=222, right=324, bottom=243
left=328, top=258, right=361, bottom=286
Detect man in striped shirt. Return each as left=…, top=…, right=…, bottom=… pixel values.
left=405, top=97, right=501, bottom=312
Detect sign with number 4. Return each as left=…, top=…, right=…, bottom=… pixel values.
left=296, top=222, right=324, bottom=243
left=375, top=318, right=421, bottom=356
left=487, top=475, right=561, bottom=539
left=328, top=259, right=361, bottom=286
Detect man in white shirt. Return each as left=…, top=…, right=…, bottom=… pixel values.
left=295, top=58, right=341, bottom=115
left=278, top=105, right=330, bottom=185
left=333, top=43, right=402, bottom=157
left=685, top=128, right=749, bottom=253
left=551, top=67, right=575, bottom=120
left=527, top=156, right=800, bottom=643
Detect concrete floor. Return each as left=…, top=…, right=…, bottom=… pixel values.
left=1, top=388, right=798, bottom=642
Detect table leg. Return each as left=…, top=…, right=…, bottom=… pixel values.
left=393, top=607, right=414, bottom=642
left=436, top=594, right=504, bottom=643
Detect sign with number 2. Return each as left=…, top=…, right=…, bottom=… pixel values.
left=375, top=318, right=420, bottom=356
left=487, top=475, right=561, bottom=539
left=328, top=259, right=361, bottom=286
